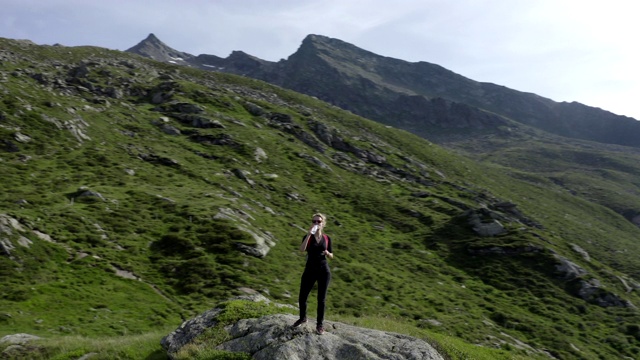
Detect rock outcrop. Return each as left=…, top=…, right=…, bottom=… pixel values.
left=0, top=333, right=41, bottom=358
left=218, top=313, right=444, bottom=360
left=161, top=299, right=445, bottom=360
left=555, top=255, right=635, bottom=308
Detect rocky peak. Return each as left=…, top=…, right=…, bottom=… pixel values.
left=142, top=33, right=162, bottom=45
left=126, top=33, right=193, bottom=65
left=297, top=34, right=380, bottom=64
left=225, top=50, right=272, bottom=71
left=227, top=50, right=261, bottom=61
left=300, top=34, right=349, bottom=49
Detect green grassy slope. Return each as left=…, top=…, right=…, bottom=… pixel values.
left=0, top=38, right=639, bottom=359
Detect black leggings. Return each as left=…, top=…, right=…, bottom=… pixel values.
left=298, top=262, right=331, bottom=326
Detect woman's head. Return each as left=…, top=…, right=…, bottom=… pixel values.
left=312, top=213, right=326, bottom=228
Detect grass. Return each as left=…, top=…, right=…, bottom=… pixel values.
left=1, top=37, right=640, bottom=359
left=1, top=329, right=172, bottom=360
left=335, top=314, right=544, bottom=360
left=1, top=300, right=540, bottom=359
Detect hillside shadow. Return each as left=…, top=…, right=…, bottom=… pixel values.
left=426, top=215, right=559, bottom=293
left=145, top=349, right=168, bottom=360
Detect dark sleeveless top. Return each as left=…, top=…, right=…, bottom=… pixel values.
left=302, top=234, right=332, bottom=267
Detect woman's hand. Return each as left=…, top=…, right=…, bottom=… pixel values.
left=322, top=250, right=333, bottom=259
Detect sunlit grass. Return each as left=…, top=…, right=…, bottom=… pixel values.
left=3, top=328, right=174, bottom=360
left=333, top=314, right=546, bottom=360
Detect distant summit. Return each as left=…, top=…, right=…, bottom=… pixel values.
left=126, top=33, right=275, bottom=75
left=126, top=33, right=193, bottom=65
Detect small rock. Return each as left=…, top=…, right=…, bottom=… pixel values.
left=0, top=333, right=41, bottom=345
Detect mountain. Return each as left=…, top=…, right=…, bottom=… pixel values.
left=127, top=33, right=640, bottom=253
left=126, top=33, right=194, bottom=66
left=1, top=36, right=640, bottom=359
left=127, top=33, right=640, bottom=150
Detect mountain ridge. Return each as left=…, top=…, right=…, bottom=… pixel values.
left=127, top=33, right=640, bottom=149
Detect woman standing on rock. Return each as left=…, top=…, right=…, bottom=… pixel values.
left=292, top=213, right=333, bottom=335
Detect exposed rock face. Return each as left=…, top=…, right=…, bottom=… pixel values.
left=161, top=299, right=445, bottom=360
left=161, top=307, right=224, bottom=355
left=573, top=278, right=634, bottom=308
left=0, top=333, right=41, bottom=358
left=554, top=255, right=588, bottom=281
left=570, top=243, right=590, bottom=261
left=1, top=214, right=29, bottom=258
left=219, top=313, right=444, bottom=360
left=554, top=255, right=634, bottom=308
left=214, top=207, right=277, bottom=258
left=463, top=208, right=506, bottom=237
left=462, top=202, right=543, bottom=237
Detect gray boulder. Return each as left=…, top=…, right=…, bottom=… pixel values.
left=554, top=255, right=587, bottom=280
left=161, top=304, right=444, bottom=360
left=464, top=209, right=506, bottom=237
left=161, top=307, right=224, bottom=355
left=574, top=278, right=634, bottom=308
left=220, top=314, right=445, bottom=360
left=169, top=102, right=204, bottom=114
left=0, top=333, right=41, bottom=358
left=243, top=101, right=266, bottom=116
left=0, top=333, right=41, bottom=345
left=160, top=124, right=181, bottom=135
left=554, top=255, right=633, bottom=307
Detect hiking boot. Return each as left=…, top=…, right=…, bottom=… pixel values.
left=316, top=325, right=325, bottom=335
left=292, top=318, right=307, bottom=328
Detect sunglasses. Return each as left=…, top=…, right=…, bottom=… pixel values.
left=312, top=220, right=323, bottom=224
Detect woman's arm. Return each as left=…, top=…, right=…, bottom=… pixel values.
left=299, top=234, right=311, bottom=252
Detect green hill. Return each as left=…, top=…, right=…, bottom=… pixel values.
left=1, top=38, right=639, bottom=359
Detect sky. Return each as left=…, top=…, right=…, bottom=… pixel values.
left=2, top=0, right=639, bottom=120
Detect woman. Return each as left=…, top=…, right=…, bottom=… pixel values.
left=292, top=213, right=333, bottom=335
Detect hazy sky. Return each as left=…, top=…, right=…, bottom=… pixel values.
left=3, top=0, right=638, bottom=120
